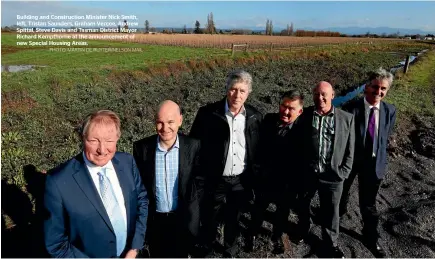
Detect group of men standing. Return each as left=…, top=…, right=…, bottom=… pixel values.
left=43, top=68, right=396, bottom=258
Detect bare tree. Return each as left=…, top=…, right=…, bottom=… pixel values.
left=145, top=20, right=149, bottom=33
left=206, top=12, right=216, bottom=34
left=265, top=19, right=270, bottom=35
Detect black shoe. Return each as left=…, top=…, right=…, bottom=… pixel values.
left=223, top=246, right=239, bottom=258
left=339, top=207, right=348, bottom=218
left=292, top=233, right=307, bottom=245
left=293, top=237, right=305, bottom=245
left=272, top=240, right=285, bottom=254
left=245, top=235, right=255, bottom=252
left=368, top=242, right=387, bottom=258
left=223, top=250, right=237, bottom=258
left=330, top=245, right=345, bottom=258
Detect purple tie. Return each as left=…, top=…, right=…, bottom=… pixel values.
left=367, top=108, right=375, bottom=140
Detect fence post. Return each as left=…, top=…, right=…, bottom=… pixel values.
left=404, top=55, right=411, bottom=74
left=245, top=43, right=248, bottom=52
left=269, top=42, right=273, bottom=52
left=232, top=43, right=235, bottom=56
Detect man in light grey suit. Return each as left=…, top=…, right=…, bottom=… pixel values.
left=298, top=81, right=355, bottom=258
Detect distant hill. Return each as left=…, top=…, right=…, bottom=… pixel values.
left=293, top=26, right=434, bottom=36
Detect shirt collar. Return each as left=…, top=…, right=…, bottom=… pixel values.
left=225, top=98, right=246, bottom=117
left=82, top=152, right=114, bottom=174
left=364, top=97, right=380, bottom=110
left=313, top=106, right=335, bottom=116
left=157, top=134, right=180, bottom=152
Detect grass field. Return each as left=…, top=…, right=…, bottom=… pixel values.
left=1, top=33, right=230, bottom=70
left=387, top=50, right=435, bottom=117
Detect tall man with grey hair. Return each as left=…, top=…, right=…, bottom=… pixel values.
left=190, top=70, right=262, bottom=257
left=44, top=110, right=148, bottom=258
left=298, top=81, right=355, bottom=258
left=339, top=68, right=396, bottom=258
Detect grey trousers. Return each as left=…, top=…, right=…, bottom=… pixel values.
left=299, top=173, right=344, bottom=247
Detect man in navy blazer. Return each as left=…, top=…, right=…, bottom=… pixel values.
left=340, top=68, right=396, bottom=258
left=44, top=110, right=148, bottom=258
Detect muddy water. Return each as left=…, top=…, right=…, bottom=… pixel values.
left=332, top=49, right=428, bottom=107
left=1, top=65, right=38, bottom=72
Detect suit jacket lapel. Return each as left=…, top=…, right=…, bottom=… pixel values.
left=178, top=135, right=187, bottom=202
left=378, top=102, right=386, bottom=155
left=72, top=155, right=114, bottom=234
left=149, top=139, right=157, bottom=200
left=359, top=99, right=366, bottom=144
left=212, top=98, right=228, bottom=122
left=333, top=109, right=341, bottom=154
left=112, top=155, right=131, bottom=232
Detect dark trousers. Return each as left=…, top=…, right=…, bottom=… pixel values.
left=299, top=173, right=343, bottom=247
left=250, top=185, right=299, bottom=240
left=202, top=175, right=249, bottom=256
left=341, top=157, right=382, bottom=242
left=148, top=212, right=189, bottom=258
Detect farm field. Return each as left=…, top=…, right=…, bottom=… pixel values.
left=78, top=33, right=405, bottom=49
left=1, top=33, right=434, bottom=258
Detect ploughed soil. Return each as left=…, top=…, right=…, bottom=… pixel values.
left=203, top=114, right=435, bottom=258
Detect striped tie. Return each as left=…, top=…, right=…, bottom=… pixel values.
left=98, top=168, right=126, bottom=256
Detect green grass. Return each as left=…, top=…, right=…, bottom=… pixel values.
left=386, top=50, right=435, bottom=117
left=1, top=33, right=230, bottom=105
left=2, top=34, right=229, bottom=70
left=2, top=45, right=228, bottom=68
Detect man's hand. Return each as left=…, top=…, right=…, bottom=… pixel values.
left=125, top=249, right=138, bottom=258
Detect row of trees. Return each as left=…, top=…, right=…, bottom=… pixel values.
left=142, top=14, right=433, bottom=38
left=295, top=30, right=341, bottom=37
left=265, top=19, right=273, bottom=36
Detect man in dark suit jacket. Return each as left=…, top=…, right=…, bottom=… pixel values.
left=133, top=100, right=202, bottom=258
left=44, top=110, right=148, bottom=258
left=298, top=81, right=355, bottom=258
left=340, top=68, right=396, bottom=258
left=190, top=70, right=262, bottom=257
left=247, top=89, right=305, bottom=254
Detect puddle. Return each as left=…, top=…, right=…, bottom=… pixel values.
left=1, top=65, right=47, bottom=72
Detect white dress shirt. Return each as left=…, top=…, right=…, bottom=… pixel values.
left=223, top=100, right=247, bottom=176
left=364, top=98, right=380, bottom=157
left=83, top=152, right=127, bottom=229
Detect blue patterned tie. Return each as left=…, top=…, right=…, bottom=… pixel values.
left=98, top=168, right=126, bottom=256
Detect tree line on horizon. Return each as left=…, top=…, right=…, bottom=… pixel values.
left=140, top=13, right=434, bottom=39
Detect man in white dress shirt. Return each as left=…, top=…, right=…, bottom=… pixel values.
left=190, top=70, right=263, bottom=257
